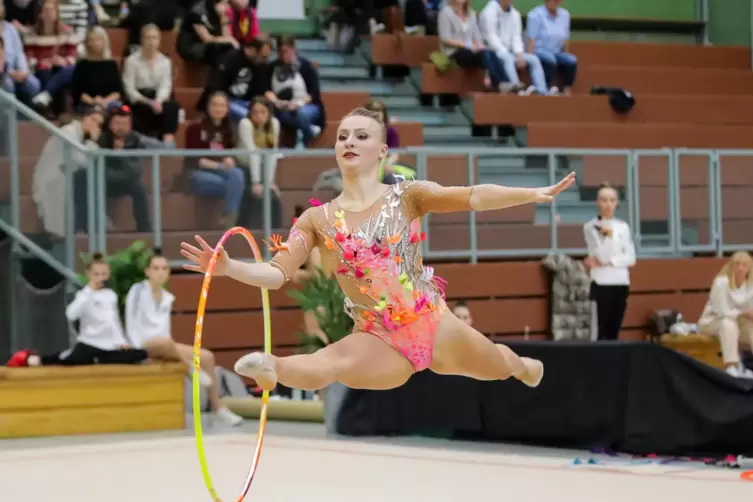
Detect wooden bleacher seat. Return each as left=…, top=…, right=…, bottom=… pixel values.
left=573, top=66, right=753, bottom=95
left=527, top=123, right=753, bottom=149
left=472, top=94, right=753, bottom=127
left=660, top=333, right=724, bottom=369
left=0, top=363, right=186, bottom=438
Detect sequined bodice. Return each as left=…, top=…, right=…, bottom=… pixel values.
left=314, top=185, right=446, bottom=331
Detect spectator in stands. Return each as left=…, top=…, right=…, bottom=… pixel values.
left=583, top=184, right=635, bottom=341
left=184, top=91, right=247, bottom=229
left=202, top=36, right=271, bottom=122
left=0, top=3, right=41, bottom=102
left=364, top=98, right=416, bottom=184
left=177, top=0, right=239, bottom=64
left=480, top=0, right=547, bottom=95
left=73, top=104, right=159, bottom=233
left=226, top=0, right=259, bottom=45
left=7, top=253, right=149, bottom=367
left=698, top=251, right=753, bottom=379
left=70, top=26, right=123, bottom=113
left=33, top=107, right=103, bottom=239
left=24, top=0, right=81, bottom=114
left=124, top=253, right=245, bottom=425
left=237, top=96, right=280, bottom=198
left=237, top=96, right=283, bottom=228
left=324, top=0, right=378, bottom=53
left=526, top=0, right=577, bottom=95
left=404, top=0, right=441, bottom=35
left=453, top=301, right=473, bottom=327
left=437, top=0, right=508, bottom=92
left=122, top=24, right=179, bottom=144
left=266, top=35, right=325, bottom=147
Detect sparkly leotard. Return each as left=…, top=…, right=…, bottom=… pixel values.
left=268, top=180, right=474, bottom=371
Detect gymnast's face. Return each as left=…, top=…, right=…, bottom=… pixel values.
left=146, top=256, right=170, bottom=285
left=335, top=115, right=387, bottom=175
left=597, top=187, right=617, bottom=219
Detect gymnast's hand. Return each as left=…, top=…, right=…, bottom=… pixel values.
left=180, top=235, right=229, bottom=275
left=532, top=172, right=576, bottom=203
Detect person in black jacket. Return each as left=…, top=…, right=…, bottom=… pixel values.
left=265, top=35, right=326, bottom=147
left=176, top=0, right=238, bottom=64
left=197, top=35, right=271, bottom=121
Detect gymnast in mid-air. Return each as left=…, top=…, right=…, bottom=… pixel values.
left=181, top=107, right=575, bottom=392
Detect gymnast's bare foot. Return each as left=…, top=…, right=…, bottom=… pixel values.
left=519, top=357, right=544, bottom=388
left=234, top=352, right=278, bottom=391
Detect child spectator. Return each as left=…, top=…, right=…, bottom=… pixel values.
left=125, top=253, right=244, bottom=425
left=7, top=254, right=149, bottom=367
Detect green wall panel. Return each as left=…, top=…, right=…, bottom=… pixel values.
left=708, top=0, right=751, bottom=46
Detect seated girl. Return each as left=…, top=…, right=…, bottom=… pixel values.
left=184, top=91, right=246, bottom=229
left=698, top=251, right=753, bottom=379
left=125, top=253, right=244, bottom=426
left=24, top=0, right=81, bottom=115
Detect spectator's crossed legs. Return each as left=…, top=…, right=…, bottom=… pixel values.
left=276, top=103, right=323, bottom=145
left=496, top=52, right=548, bottom=95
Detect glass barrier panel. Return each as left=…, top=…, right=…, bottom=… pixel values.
left=676, top=152, right=714, bottom=251
left=718, top=153, right=753, bottom=248
left=635, top=153, right=672, bottom=253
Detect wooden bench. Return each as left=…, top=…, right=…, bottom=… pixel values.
left=527, top=123, right=753, bottom=149
left=472, top=94, right=753, bottom=127
left=0, top=363, right=186, bottom=438
left=373, top=36, right=750, bottom=70
left=660, top=333, right=723, bottom=369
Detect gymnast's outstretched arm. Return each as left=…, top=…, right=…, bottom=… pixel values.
left=404, top=173, right=576, bottom=216
left=181, top=210, right=318, bottom=290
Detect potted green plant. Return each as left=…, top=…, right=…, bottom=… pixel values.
left=287, top=267, right=353, bottom=434
left=77, top=241, right=154, bottom=317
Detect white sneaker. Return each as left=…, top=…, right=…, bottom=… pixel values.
left=310, top=125, right=322, bottom=138
left=548, top=86, right=561, bottom=96
left=726, top=365, right=741, bottom=378
left=32, top=91, right=52, bottom=107
left=213, top=407, right=244, bottom=427
left=738, top=364, right=753, bottom=379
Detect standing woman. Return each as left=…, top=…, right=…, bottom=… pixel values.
left=122, top=24, right=180, bottom=144
left=583, top=184, right=636, bottom=341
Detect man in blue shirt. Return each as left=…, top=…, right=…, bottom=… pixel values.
left=525, top=0, right=577, bottom=95
left=0, top=3, right=41, bottom=102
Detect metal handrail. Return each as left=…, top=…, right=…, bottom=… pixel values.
left=0, top=218, right=82, bottom=286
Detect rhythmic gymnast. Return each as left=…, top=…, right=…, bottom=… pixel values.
left=180, top=107, right=576, bottom=392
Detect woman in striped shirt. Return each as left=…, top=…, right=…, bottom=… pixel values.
left=24, top=0, right=81, bottom=113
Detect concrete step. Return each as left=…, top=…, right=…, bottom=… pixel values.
left=302, top=51, right=367, bottom=66
left=318, top=65, right=371, bottom=79
left=320, top=79, right=415, bottom=95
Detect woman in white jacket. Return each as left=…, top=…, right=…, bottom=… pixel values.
left=237, top=96, right=281, bottom=199
left=698, top=251, right=753, bottom=379
left=32, top=107, right=103, bottom=238
left=125, top=253, right=244, bottom=426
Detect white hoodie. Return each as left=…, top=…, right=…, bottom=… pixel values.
left=479, top=1, right=524, bottom=55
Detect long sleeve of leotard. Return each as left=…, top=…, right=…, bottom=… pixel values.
left=269, top=209, right=318, bottom=282
left=403, top=180, right=474, bottom=217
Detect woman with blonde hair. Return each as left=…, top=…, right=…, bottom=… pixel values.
left=698, top=251, right=753, bottom=378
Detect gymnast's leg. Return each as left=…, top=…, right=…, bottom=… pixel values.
left=430, top=311, right=544, bottom=387
left=235, top=332, right=414, bottom=391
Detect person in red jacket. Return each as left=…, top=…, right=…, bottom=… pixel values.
left=226, top=0, right=259, bottom=45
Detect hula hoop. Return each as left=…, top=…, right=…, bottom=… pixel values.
left=192, top=227, right=272, bottom=502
